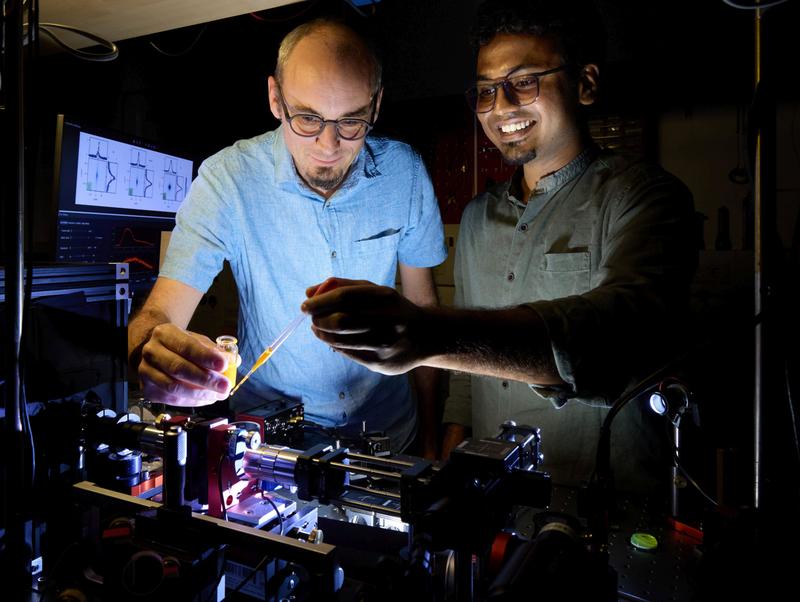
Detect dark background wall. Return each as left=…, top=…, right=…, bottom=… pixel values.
left=29, top=0, right=795, bottom=166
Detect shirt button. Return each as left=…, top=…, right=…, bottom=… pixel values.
left=502, top=381, right=509, bottom=388
left=519, top=223, right=528, bottom=232
left=338, top=391, right=346, bottom=400
left=507, top=272, right=515, bottom=282
left=331, top=251, right=337, bottom=258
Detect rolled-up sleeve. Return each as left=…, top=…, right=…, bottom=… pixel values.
left=527, top=168, right=696, bottom=406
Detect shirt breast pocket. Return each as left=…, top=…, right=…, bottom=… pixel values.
left=354, top=228, right=401, bottom=257
left=540, top=251, right=591, bottom=297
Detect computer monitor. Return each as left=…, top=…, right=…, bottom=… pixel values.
left=52, top=114, right=196, bottom=298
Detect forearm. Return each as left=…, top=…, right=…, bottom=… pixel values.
left=417, top=305, right=564, bottom=385
left=128, top=277, right=204, bottom=372
left=303, top=280, right=562, bottom=384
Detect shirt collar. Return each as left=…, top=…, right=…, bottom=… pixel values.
left=505, top=144, right=599, bottom=205
left=272, top=125, right=382, bottom=198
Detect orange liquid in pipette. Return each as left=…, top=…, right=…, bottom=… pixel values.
left=252, top=348, right=273, bottom=370
left=229, top=348, right=273, bottom=396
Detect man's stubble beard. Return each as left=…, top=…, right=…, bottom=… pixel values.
left=307, top=165, right=348, bottom=192
left=499, top=140, right=537, bottom=167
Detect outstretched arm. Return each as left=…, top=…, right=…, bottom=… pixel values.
left=302, top=277, right=564, bottom=386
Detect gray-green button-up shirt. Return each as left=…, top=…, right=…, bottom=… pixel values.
left=444, top=147, right=696, bottom=489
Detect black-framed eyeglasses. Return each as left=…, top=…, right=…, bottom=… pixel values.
left=465, top=65, right=569, bottom=114
left=277, top=86, right=377, bottom=141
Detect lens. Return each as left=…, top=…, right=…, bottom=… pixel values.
left=508, top=74, right=539, bottom=105
left=466, top=74, right=542, bottom=114
left=337, top=119, right=369, bottom=140
left=290, top=114, right=324, bottom=136
left=288, top=114, right=370, bottom=140
left=465, top=86, right=497, bottom=113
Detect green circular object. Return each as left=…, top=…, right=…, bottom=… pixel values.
left=630, top=532, right=658, bottom=551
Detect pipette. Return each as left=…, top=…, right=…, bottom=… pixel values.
left=229, top=313, right=306, bottom=396
left=229, top=278, right=337, bottom=396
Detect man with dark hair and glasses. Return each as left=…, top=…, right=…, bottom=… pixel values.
left=303, top=0, right=696, bottom=490
left=128, top=18, right=446, bottom=457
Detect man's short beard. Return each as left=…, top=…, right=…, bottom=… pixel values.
left=307, top=166, right=347, bottom=192
left=499, top=141, right=537, bottom=166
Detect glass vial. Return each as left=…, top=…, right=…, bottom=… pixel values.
left=215, top=335, right=239, bottom=388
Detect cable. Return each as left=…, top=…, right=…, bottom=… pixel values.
left=592, top=352, right=692, bottom=483
left=21, top=0, right=37, bottom=487
left=722, top=0, right=790, bottom=9
left=148, top=24, right=208, bottom=57
left=669, top=424, right=720, bottom=509
left=229, top=554, right=272, bottom=597
left=618, top=591, right=652, bottom=602
left=675, top=456, right=719, bottom=508
left=218, top=448, right=287, bottom=528
left=25, top=22, right=118, bottom=61
left=260, top=490, right=285, bottom=535
left=598, top=373, right=720, bottom=508
left=20, top=384, right=35, bottom=488
left=786, top=358, right=800, bottom=465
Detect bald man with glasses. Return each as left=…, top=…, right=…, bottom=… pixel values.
left=128, top=18, right=446, bottom=457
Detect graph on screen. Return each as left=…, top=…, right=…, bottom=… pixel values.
left=76, top=132, right=192, bottom=214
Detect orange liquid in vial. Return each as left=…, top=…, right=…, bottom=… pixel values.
left=223, top=356, right=237, bottom=387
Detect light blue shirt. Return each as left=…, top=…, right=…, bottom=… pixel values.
left=161, top=127, right=446, bottom=450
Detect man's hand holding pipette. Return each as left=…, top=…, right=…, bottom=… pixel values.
left=301, top=277, right=433, bottom=376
